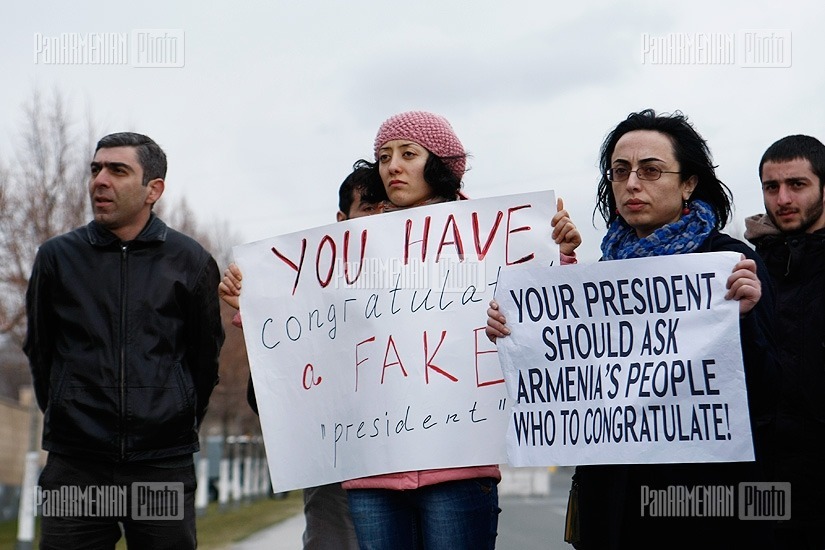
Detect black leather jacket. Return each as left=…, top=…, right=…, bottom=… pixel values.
left=24, top=214, right=224, bottom=461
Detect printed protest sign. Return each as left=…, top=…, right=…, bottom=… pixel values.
left=233, top=191, right=558, bottom=491
left=495, top=252, right=754, bottom=466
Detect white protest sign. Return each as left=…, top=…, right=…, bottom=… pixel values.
left=495, top=252, right=754, bottom=467
left=234, top=191, right=558, bottom=491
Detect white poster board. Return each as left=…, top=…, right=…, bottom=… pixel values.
left=495, top=252, right=755, bottom=467
left=233, top=191, right=558, bottom=491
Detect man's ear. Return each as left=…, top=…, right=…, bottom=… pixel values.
left=146, top=178, right=165, bottom=206
left=335, top=210, right=347, bottom=222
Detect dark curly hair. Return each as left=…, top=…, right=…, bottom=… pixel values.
left=594, top=109, right=732, bottom=230
left=338, top=159, right=382, bottom=215
left=363, top=151, right=464, bottom=205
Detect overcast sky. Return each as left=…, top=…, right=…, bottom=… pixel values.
left=2, top=0, right=823, bottom=262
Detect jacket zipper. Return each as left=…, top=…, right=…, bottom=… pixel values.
left=785, top=241, right=792, bottom=277
left=120, top=243, right=128, bottom=460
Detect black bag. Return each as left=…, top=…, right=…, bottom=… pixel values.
left=564, top=478, right=580, bottom=546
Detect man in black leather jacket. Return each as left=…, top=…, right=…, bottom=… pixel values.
left=744, top=134, right=825, bottom=550
left=24, top=132, right=224, bottom=549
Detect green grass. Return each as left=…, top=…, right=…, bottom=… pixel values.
left=0, top=516, right=22, bottom=549
left=0, top=493, right=303, bottom=550
left=197, top=494, right=303, bottom=550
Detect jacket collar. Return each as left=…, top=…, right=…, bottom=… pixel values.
left=744, top=212, right=825, bottom=244
left=86, top=213, right=168, bottom=247
left=743, top=213, right=781, bottom=243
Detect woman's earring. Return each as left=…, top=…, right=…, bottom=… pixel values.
left=682, top=200, right=690, bottom=215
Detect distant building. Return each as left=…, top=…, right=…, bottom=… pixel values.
left=0, top=387, right=42, bottom=520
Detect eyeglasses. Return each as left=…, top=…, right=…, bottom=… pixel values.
left=606, top=166, right=681, bottom=182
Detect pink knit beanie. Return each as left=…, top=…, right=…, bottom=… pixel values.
left=374, top=111, right=466, bottom=180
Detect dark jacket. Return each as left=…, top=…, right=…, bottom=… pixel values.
left=573, top=230, right=778, bottom=550
left=745, top=215, right=825, bottom=532
left=23, top=214, right=225, bottom=462
left=746, top=215, right=825, bottom=423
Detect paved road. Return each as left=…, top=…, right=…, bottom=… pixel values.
left=498, top=467, right=572, bottom=549
left=230, top=467, right=575, bottom=550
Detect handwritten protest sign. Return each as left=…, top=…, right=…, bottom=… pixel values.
left=495, top=252, right=754, bottom=467
left=234, top=191, right=558, bottom=491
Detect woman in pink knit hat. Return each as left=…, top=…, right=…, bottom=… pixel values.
left=340, top=111, right=501, bottom=549
left=372, top=111, right=468, bottom=208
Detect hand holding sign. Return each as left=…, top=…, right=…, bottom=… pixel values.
left=494, top=252, right=754, bottom=467
left=725, top=255, right=761, bottom=315
left=233, top=191, right=559, bottom=491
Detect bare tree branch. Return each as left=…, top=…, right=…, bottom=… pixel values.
left=0, top=88, right=255, bottom=432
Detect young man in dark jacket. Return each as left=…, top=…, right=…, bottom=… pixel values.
left=24, top=132, right=225, bottom=549
left=744, top=134, right=825, bottom=550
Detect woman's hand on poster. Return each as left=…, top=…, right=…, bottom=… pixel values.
left=552, top=197, right=581, bottom=256
left=486, top=300, right=510, bottom=343
left=726, top=255, right=761, bottom=316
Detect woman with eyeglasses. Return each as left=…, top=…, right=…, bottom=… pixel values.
left=487, top=109, right=777, bottom=549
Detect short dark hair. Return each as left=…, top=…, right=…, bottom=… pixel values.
left=95, top=132, right=167, bottom=186
left=759, top=134, right=825, bottom=188
left=338, top=160, right=381, bottom=216
left=423, top=153, right=463, bottom=201
left=595, top=109, right=732, bottom=230
left=362, top=149, right=464, bottom=205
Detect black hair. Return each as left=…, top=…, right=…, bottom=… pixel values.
left=759, top=135, right=825, bottom=188
left=423, top=154, right=463, bottom=201
left=338, top=160, right=383, bottom=215
left=594, top=109, right=732, bottom=230
left=95, top=132, right=167, bottom=186
left=362, top=151, right=464, bottom=205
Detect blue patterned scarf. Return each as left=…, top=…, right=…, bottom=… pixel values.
left=600, top=200, right=717, bottom=260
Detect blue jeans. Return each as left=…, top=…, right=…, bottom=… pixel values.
left=346, top=478, right=500, bottom=550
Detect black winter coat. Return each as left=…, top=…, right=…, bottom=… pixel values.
left=750, top=227, right=825, bottom=422
left=572, top=230, right=778, bottom=550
